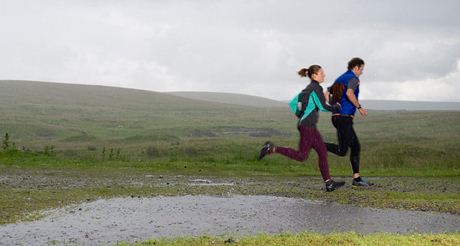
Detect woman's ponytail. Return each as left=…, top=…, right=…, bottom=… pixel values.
left=298, top=65, right=321, bottom=79
left=298, top=68, right=309, bottom=77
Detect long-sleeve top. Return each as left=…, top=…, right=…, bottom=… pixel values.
left=297, top=80, right=341, bottom=127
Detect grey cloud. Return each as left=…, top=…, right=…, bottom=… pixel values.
left=0, top=0, right=459, bottom=101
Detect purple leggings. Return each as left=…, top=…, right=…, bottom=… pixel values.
left=275, top=124, right=331, bottom=181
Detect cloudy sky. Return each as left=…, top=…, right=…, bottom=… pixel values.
left=1, top=0, right=459, bottom=101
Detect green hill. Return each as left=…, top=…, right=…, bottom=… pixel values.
left=361, top=100, right=460, bottom=111
left=0, top=80, right=293, bottom=147
left=0, top=80, right=459, bottom=176
left=169, top=91, right=460, bottom=111
left=169, top=91, right=286, bottom=108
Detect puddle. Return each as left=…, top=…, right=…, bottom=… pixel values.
left=0, top=195, right=459, bottom=245
left=188, top=179, right=234, bottom=186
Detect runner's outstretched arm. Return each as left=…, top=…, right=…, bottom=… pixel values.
left=314, top=86, right=340, bottom=112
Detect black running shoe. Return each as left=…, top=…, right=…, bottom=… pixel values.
left=352, top=178, right=374, bottom=187
left=258, top=141, right=273, bottom=160
left=325, top=180, right=345, bottom=192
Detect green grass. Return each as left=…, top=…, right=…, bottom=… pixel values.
left=119, top=232, right=460, bottom=246
left=1, top=149, right=459, bottom=177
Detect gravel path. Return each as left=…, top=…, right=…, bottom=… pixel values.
left=1, top=195, right=459, bottom=245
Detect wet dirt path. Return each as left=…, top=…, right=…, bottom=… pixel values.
left=1, top=195, right=459, bottom=245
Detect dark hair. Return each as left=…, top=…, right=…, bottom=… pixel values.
left=347, top=57, right=365, bottom=70
left=298, top=65, right=322, bottom=79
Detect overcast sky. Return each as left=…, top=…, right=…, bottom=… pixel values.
left=1, top=0, right=459, bottom=101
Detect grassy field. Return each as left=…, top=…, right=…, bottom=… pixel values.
left=0, top=80, right=459, bottom=229
left=1, top=80, right=459, bottom=176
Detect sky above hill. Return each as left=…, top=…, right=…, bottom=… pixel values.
left=1, top=0, right=459, bottom=101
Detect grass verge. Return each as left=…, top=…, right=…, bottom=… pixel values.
left=118, top=232, right=460, bottom=246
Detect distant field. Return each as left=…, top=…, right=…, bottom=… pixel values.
left=0, top=80, right=459, bottom=177
left=170, top=89, right=460, bottom=111
left=169, top=91, right=286, bottom=108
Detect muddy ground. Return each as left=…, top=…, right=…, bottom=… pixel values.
left=0, top=167, right=459, bottom=245
left=1, top=167, right=459, bottom=193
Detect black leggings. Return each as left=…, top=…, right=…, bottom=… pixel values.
left=325, top=115, right=360, bottom=174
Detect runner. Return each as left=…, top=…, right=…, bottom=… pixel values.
left=325, top=57, right=373, bottom=187
left=259, top=65, right=345, bottom=192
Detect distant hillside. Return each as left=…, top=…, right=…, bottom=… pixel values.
left=0, top=80, right=205, bottom=109
left=168, top=91, right=286, bottom=108
left=0, top=80, right=292, bottom=144
left=1, top=80, right=459, bottom=168
left=1, top=80, right=459, bottom=172
left=169, top=91, right=460, bottom=111
left=361, top=100, right=460, bottom=111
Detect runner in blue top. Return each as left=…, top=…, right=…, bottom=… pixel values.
left=325, top=57, right=373, bottom=187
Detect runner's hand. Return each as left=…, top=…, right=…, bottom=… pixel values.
left=358, top=107, right=368, bottom=116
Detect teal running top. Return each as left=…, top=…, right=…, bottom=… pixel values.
left=295, top=80, right=341, bottom=127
